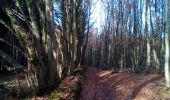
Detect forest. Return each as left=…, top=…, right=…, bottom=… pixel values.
left=0, top=0, right=170, bottom=99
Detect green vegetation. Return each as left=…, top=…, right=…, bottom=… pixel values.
left=49, top=68, right=84, bottom=100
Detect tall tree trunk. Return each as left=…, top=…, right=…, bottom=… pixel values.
left=164, top=0, right=170, bottom=88
left=145, top=0, right=151, bottom=69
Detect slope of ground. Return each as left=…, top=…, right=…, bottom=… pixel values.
left=80, top=67, right=170, bottom=100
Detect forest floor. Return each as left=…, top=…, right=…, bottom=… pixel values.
left=79, top=67, right=170, bottom=100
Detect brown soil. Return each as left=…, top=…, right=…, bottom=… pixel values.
left=79, top=67, right=170, bottom=100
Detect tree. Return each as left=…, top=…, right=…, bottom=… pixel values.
left=0, top=0, right=58, bottom=93
left=60, top=0, right=92, bottom=73
left=164, top=0, right=170, bottom=88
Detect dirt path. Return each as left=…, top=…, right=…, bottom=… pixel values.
left=80, top=67, right=169, bottom=100
left=79, top=67, right=113, bottom=100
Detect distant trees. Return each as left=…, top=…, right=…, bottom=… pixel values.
left=85, top=0, right=165, bottom=73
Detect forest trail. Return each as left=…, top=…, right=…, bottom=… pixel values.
left=79, top=67, right=167, bottom=100
left=79, top=67, right=113, bottom=100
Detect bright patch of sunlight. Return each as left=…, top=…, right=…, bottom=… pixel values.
left=91, top=0, right=104, bottom=34
left=98, top=71, right=112, bottom=77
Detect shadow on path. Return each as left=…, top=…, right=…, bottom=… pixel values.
left=80, top=67, right=164, bottom=100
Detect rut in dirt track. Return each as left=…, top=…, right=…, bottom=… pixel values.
left=79, top=67, right=113, bottom=100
